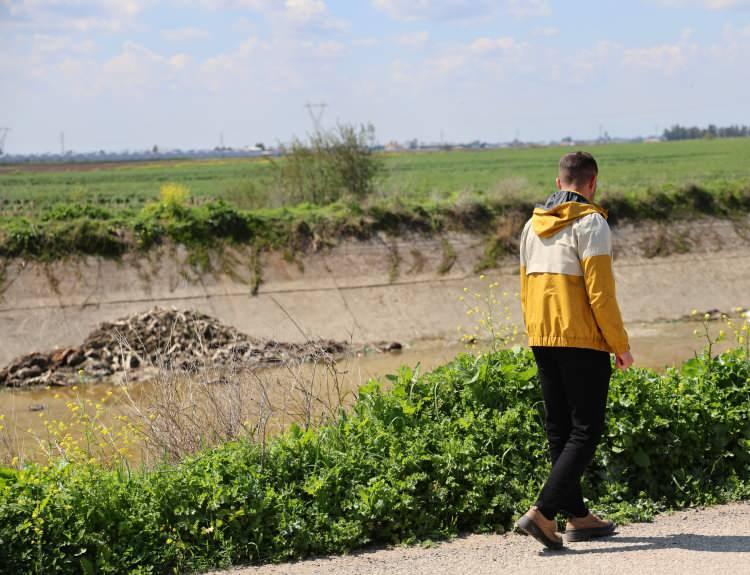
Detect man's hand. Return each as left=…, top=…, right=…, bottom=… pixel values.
left=615, top=351, right=634, bottom=371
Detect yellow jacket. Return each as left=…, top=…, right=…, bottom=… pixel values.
left=519, top=191, right=630, bottom=354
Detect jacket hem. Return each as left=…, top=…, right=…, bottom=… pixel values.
left=526, top=336, right=612, bottom=353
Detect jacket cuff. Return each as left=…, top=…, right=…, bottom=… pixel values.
left=610, top=342, right=630, bottom=355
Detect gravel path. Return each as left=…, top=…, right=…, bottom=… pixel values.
left=212, top=502, right=750, bottom=575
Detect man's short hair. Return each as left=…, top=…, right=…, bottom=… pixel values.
left=559, top=151, right=598, bottom=189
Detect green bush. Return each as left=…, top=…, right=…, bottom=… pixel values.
left=273, top=123, right=383, bottom=206
left=1, top=347, right=749, bottom=574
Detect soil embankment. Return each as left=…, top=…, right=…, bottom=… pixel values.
left=0, top=217, right=749, bottom=367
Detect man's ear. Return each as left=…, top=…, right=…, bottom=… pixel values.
left=555, top=177, right=563, bottom=190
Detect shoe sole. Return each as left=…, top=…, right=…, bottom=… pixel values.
left=565, top=524, right=617, bottom=542
left=516, top=516, right=564, bottom=550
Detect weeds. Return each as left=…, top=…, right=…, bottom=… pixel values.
left=458, top=275, right=521, bottom=353
left=437, top=237, right=457, bottom=275
left=0, top=385, right=141, bottom=470
left=0, top=345, right=748, bottom=573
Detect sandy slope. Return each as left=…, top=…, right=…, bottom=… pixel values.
left=1, top=217, right=749, bottom=366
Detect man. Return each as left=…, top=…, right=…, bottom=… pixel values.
left=515, top=151, right=634, bottom=550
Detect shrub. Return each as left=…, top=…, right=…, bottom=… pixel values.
left=273, top=123, right=383, bottom=206
left=0, top=347, right=749, bottom=573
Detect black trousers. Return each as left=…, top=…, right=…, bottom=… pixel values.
left=531, top=346, right=612, bottom=520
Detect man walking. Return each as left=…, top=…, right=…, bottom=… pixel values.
left=516, top=151, right=634, bottom=549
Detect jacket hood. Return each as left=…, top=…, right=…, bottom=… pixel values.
left=532, top=190, right=608, bottom=238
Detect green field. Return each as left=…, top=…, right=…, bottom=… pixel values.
left=1, top=138, right=749, bottom=262
left=2, top=138, right=750, bottom=215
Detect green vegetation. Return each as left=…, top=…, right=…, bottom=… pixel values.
left=1, top=181, right=749, bottom=263
left=1, top=138, right=750, bottom=263
left=274, top=123, right=382, bottom=205
left=2, top=138, right=750, bottom=214
left=1, top=346, right=749, bottom=574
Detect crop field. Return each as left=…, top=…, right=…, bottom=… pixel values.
left=2, top=138, right=750, bottom=216
left=1, top=138, right=749, bottom=262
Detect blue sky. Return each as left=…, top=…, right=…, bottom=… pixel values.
left=2, top=0, right=750, bottom=153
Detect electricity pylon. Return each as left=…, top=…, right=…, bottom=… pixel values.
left=305, top=102, right=327, bottom=134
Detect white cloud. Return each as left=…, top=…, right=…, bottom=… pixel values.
left=352, top=36, right=379, bottom=47
left=419, top=36, right=529, bottom=83
left=284, top=0, right=325, bottom=21
left=191, top=0, right=347, bottom=31
left=506, top=0, right=550, bottom=17
left=372, top=0, right=550, bottom=21
left=390, top=58, right=411, bottom=82
left=533, top=26, right=559, bottom=37
left=371, top=0, right=493, bottom=21
left=559, top=40, right=619, bottom=84
left=300, top=39, right=344, bottom=57
left=161, top=27, right=209, bottom=42
left=196, top=29, right=345, bottom=95
left=32, top=34, right=96, bottom=54
left=1, top=0, right=146, bottom=32
left=654, top=0, right=750, bottom=9
left=169, top=53, right=191, bottom=70
left=469, top=36, right=522, bottom=56
left=96, top=42, right=190, bottom=96
left=622, top=44, right=686, bottom=74
left=201, top=36, right=261, bottom=76
left=397, top=30, right=429, bottom=47
left=705, top=0, right=750, bottom=8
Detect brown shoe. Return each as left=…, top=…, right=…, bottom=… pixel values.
left=565, top=512, right=616, bottom=542
left=516, top=507, right=563, bottom=550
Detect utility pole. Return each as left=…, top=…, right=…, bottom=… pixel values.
left=60, top=131, right=65, bottom=155
left=0, top=128, right=9, bottom=155
left=305, top=102, right=327, bottom=134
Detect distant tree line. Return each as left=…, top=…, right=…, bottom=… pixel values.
left=663, top=124, right=750, bottom=141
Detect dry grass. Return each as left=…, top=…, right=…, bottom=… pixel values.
left=0, top=334, right=356, bottom=468
left=120, top=344, right=355, bottom=465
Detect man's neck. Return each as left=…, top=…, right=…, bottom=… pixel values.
left=564, top=188, right=594, bottom=202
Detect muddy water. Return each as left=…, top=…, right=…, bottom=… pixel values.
left=0, top=320, right=734, bottom=465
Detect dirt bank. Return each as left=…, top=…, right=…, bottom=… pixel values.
left=211, top=502, right=750, bottom=575
left=0, top=217, right=749, bottom=366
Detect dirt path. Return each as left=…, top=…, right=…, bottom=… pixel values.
left=212, top=502, right=750, bottom=575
